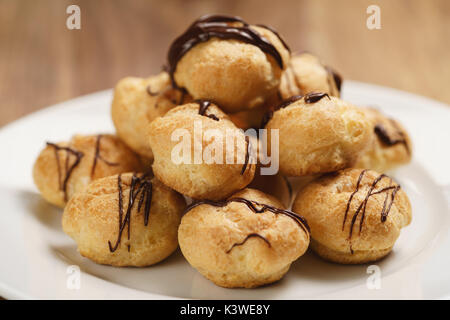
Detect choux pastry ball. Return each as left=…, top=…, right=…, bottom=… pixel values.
left=62, top=173, right=186, bottom=267
left=292, top=168, right=412, bottom=264
left=178, top=188, right=310, bottom=288
left=111, top=71, right=192, bottom=159
left=354, top=107, right=412, bottom=172
left=264, top=93, right=372, bottom=176
left=167, top=15, right=290, bottom=113
left=33, top=134, right=144, bottom=208
left=148, top=101, right=255, bottom=200
left=279, top=52, right=342, bottom=99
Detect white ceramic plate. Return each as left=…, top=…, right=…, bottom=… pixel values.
left=0, top=81, right=449, bottom=300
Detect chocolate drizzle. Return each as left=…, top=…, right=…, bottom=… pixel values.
left=255, top=24, right=290, bottom=52
left=343, top=170, right=401, bottom=241
left=147, top=85, right=187, bottom=107
left=184, top=197, right=310, bottom=235
left=46, top=142, right=84, bottom=201
left=304, top=92, right=330, bottom=104
left=374, top=120, right=410, bottom=154
left=168, top=14, right=288, bottom=88
left=108, top=173, right=153, bottom=253
left=90, top=135, right=119, bottom=177
left=260, top=92, right=330, bottom=128
left=277, top=95, right=303, bottom=109
left=241, top=136, right=251, bottom=175
left=196, top=100, right=219, bottom=121
left=226, top=233, right=271, bottom=253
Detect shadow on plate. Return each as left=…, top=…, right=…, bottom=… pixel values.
left=51, top=244, right=188, bottom=270
left=18, top=189, right=62, bottom=230
left=290, top=247, right=398, bottom=283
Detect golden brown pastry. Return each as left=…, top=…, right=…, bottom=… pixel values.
left=279, top=52, right=342, bottom=99
left=148, top=101, right=256, bottom=200
left=167, top=15, right=290, bottom=113
left=264, top=93, right=372, bottom=176
left=62, top=173, right=186, bottom=267
left=33, top=134, right=145, bottom=208
left=111, top=71, right=191, bottom=159
left=354, top=107, right=412, bottom=172
left=293, top=168, right=412, bottom=264
left=178, top=188, right=310, bottom=288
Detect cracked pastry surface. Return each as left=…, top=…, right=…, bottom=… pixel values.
left=168, top=15, right=290, bottom=113
left=178, top=188, right=310, bottom=288
left=33, top=134, right=145, bottom=208
left=264, top=93, right=372, bottom=176
left=62, top=173, right=186, bottom=267
left=292, top=168, right=412, bottom=264
left=354, top=107, right=412, bottom=172
left=148, top=101, right=255, bottom=200
left=279, top=52, right=342, bottom=99
left=111, top=71, right=191, bottom=159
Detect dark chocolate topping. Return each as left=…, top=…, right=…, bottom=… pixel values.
left=277, top=95, right=303, bottom=109
left=374, top=120, right=410, bottom=154
left=184, top=197, right=310, bottom=234
left=343, top=170, right=401, bottom=241
left=147, top=85, right=187, bottom=107
left=195, top=100, right=219, bottom=121
left=168, top=14, right=288, bottom=88
left=261, top=92, right=330, bottom=127
left=303, top=92, right=330, bottom=104
left=108, top=173, right=153, bottom=253
left=226, top=233, right=271, bottom=253
left=90, top=135, right=119, bottom=177
left=255, top=24, right=290, bottom=52
left=46, top=142, right=84, bottom=201
left=276, top=92, right=329, bottom=109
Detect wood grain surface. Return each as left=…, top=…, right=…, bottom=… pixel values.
left=0, top=0, right=449, bottom=128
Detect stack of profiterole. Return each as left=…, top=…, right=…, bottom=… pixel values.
left=32, top=15, right=412, bottom=288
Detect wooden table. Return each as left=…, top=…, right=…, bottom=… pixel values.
left=0, top=0, right=449, bottom=128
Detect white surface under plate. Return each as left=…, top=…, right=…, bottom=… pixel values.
left=0, top=81, right=449, bottom=299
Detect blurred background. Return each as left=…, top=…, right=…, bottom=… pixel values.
left=0, top=0, right=449, bottom=127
